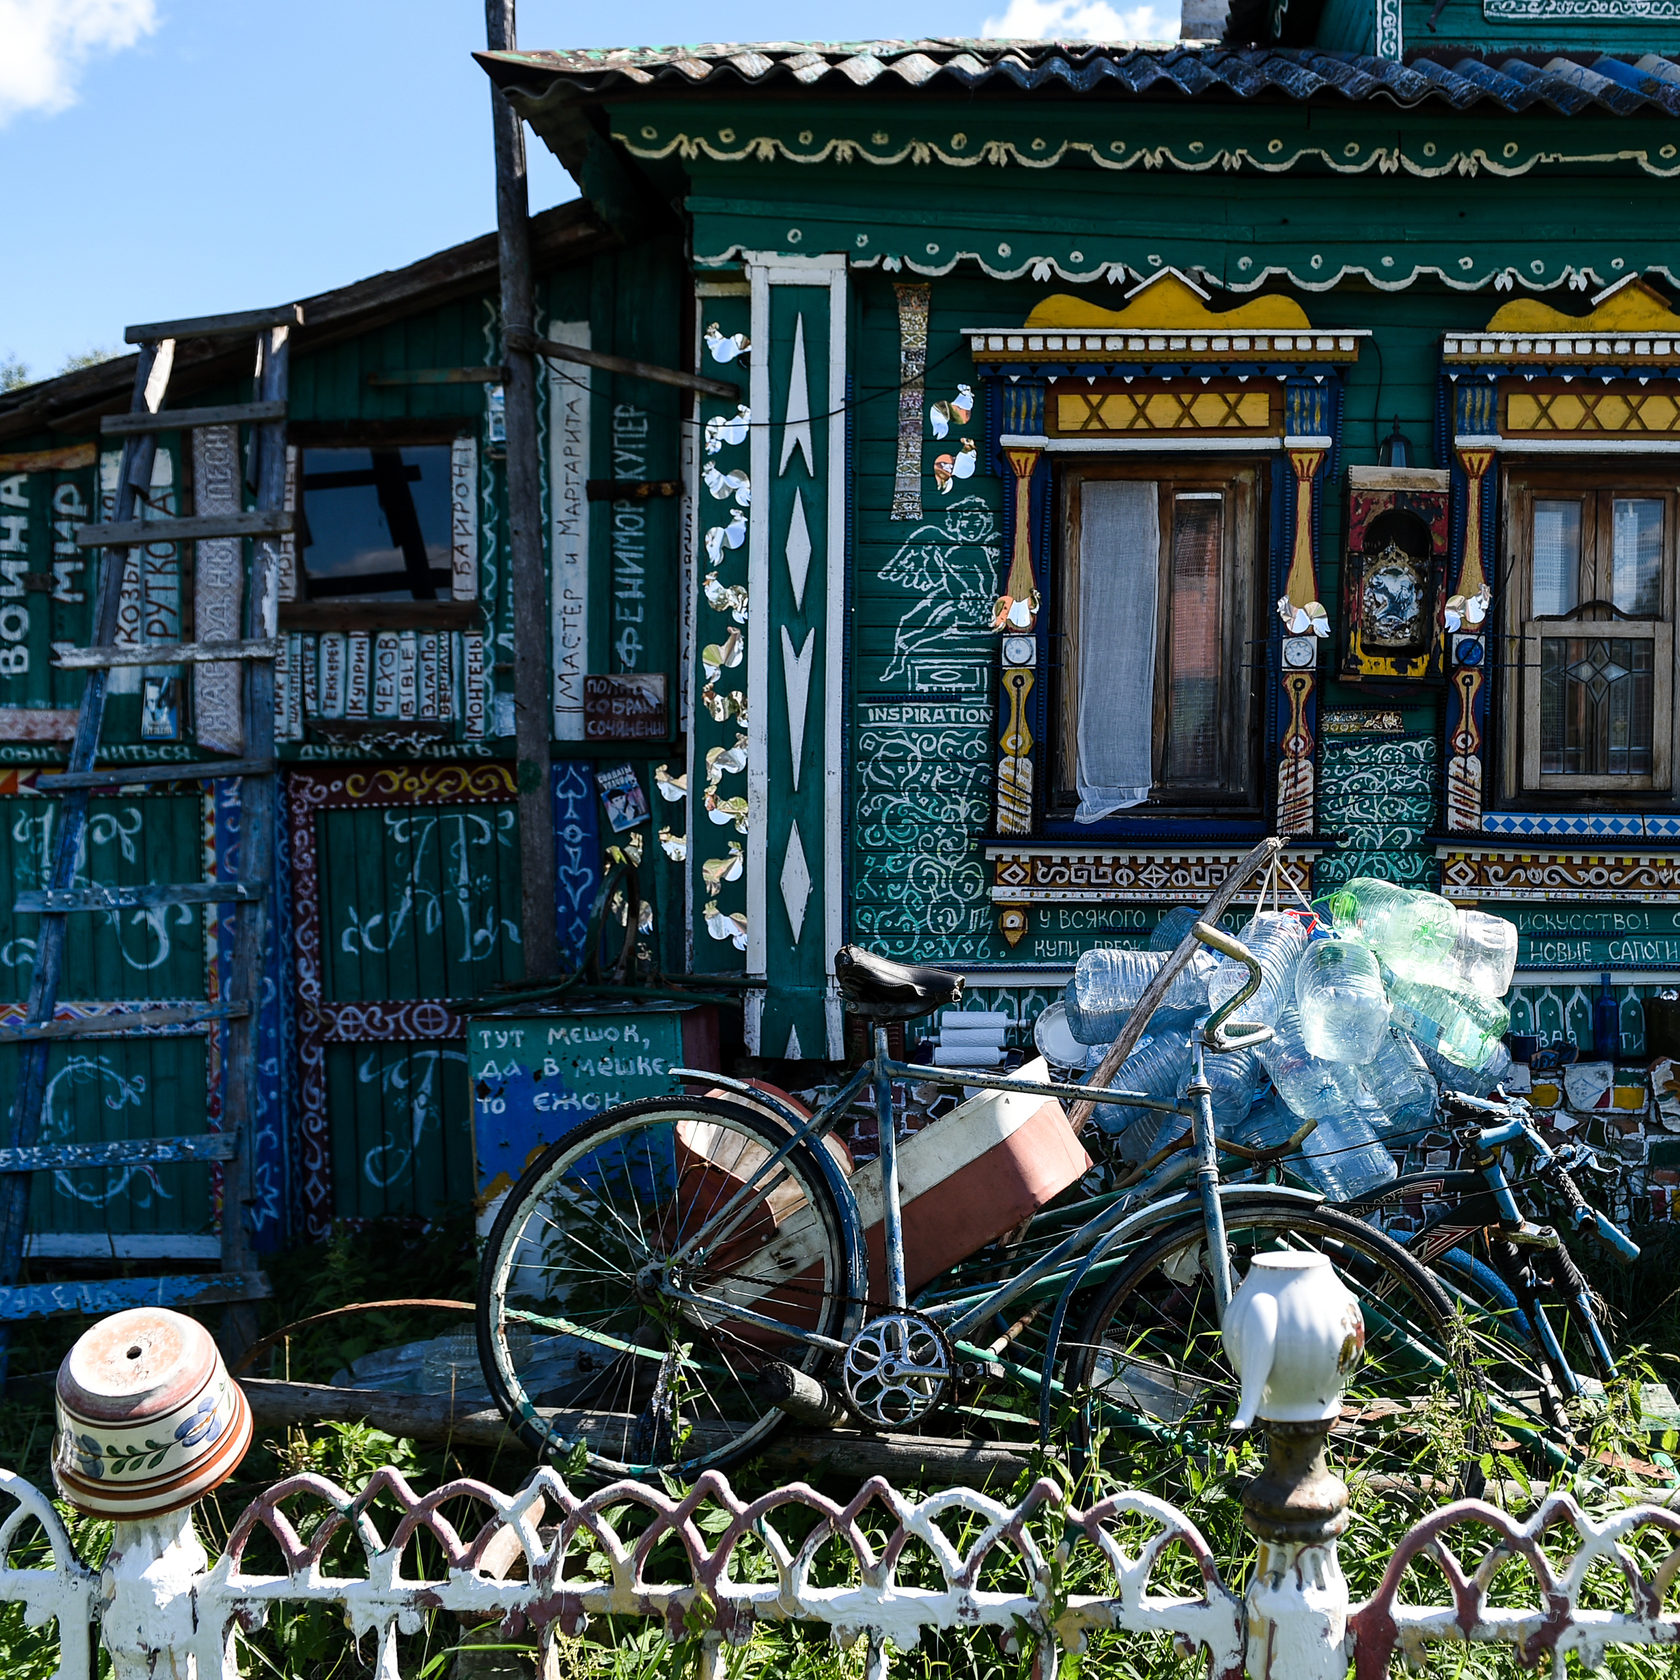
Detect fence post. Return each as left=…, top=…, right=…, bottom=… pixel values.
left=100, top=1509, right=208, bottom=1680
left=1223, top=1251, right=1364, bottom=1680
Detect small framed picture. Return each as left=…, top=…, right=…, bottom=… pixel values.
left=140, top=676, right=181, bottom=741
left=595, top=762, right=651, bottom=833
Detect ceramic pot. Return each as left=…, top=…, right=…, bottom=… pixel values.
left=1223, top=1251, right=1364, bottom=1431
left=53, top=1307, right=251, bottom=1517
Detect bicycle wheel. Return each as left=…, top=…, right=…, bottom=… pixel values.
left=1064, top=1201, right=1485, bottom=1488
left=477, top=1095, right=863, bottom=1478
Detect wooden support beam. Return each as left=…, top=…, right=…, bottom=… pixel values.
left=239, top=1378, right=1033, bottom=1482
left=518, top=333, right=740, bottom=402
left=0, top=1271, right=270, bottom=1322
left=278, top=600, right=479, bottom=633
left=365, top=367, right=505, bottom=387
left=75, top=510, right=294, bottom=548
left=0, top=1133, right=239, bottom=1173
left=53, top=637, right=281, bottom=669
left=37, top=757, right=274, bottom=790
left=488, top=0, right=557, bottom=980
left=125, top=304, right=303, bottom=344
left=102, top=401, right=287, bottom=435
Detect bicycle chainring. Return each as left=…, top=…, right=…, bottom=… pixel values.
left=841, top=1310, right=953, bottom=1428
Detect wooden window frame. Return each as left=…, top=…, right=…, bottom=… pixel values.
left=1502, top=468, right=1679, bottom=800
left=1053, top=460, right=1261, bottom=816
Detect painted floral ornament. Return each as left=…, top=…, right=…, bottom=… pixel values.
left=704, top=324, right=750, bottom=364
left=933, top=439, right=978, bottom=494
left=54, top=1307, right=251, bottom=1517
left=704, top=404, right=751, bottom=453
left=1276, top=596, right=1330, bottom=637
left=1443, top=586, right=1491, bottom=633
left=704, top=899, right=749, bottom=950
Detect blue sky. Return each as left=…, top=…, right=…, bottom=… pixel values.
left=0, top=0, right=1178, bottom=382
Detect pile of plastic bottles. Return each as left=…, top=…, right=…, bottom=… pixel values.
left=1032, top=878, right=1520, bottom=1202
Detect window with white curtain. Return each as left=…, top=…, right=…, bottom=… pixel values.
left=1055, top=464, right=1261, bottom=821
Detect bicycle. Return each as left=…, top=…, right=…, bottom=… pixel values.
left=475, top=913, right=1474, bottom=1482
left=1341, top=1087, right=1640, bottom=1438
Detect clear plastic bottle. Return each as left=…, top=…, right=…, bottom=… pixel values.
left=1062, top=983, right=1198, bottom=1048
left=1357, top=1025, right=1438, bottom=1140
left=1386, top=974, right=1510, bottom=1069
left=1149, top=905, right=1202, bottom=951
left=1228, top=1090, right=1306, bottom=1153
left=1072, top=947, right=1209, bottom=1041
left=1095, top=1031, right=1192, bottom=1153
left=1299, top=1105, right=1399, bottom=1201
left=1261, top=1005, right=1363, bottom=1120
left=1446, top=910, right=1519, bottom=998
left=1417, top=1035, right=1512, bottom=1099
left=1294, top=937, right=1391, bottom=1063
left=1327, top=877, right=1459, bottom=982
left=1206, top=911, right=1311, bottom=1026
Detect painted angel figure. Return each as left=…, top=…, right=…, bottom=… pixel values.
left=879, top=495, right=1000, bottom=690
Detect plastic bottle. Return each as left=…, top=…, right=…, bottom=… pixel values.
left=1206, top=911, right=1311, bottom=1026
left=1061, top=983, right=1198, bottom=1049
left=1416, top=1035, right=1510, bottom=1100
left=1357, top=1025, right=1438, bottom=1140
left=1071, top=948, right=1209, bottom=1042
left=1149, top=905, right=1202, bottom=952
left=1298, top=1105, right=1399, bottom=1201
left=1095, top=1031, right=1192, bottom=1152
left=1446, top=910, right=1519, bottom=998
left=1186, top=1046, right=1263, bottom=1133
left=1593, top=972, right=1621, bottom=1062
left=1386, top=974, right=1510, bottom=1069
left=1228, top=1090, right=1306, bottom=1154
left=1294, top=936, right=1391, bottom=1063
left=1326, top=877, right=1459, bottom=981
left=1260, top=1005, right=1363, bottom=1120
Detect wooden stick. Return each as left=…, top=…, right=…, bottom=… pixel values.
left=239, top=1378, right=1033, bottom=1482
left=1065, top=834, right=1283, bottom=1132
left=517, top=334, right=741, bottom=403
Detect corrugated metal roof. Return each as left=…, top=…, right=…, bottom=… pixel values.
left=481, top=40, right=1680, bottom=116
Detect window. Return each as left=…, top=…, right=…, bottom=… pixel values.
left=1054, top=463, right=1260, bottom=820
left=298, top=445, right=454, bottom=601
left=1504, top=471, right=1677, bottom=796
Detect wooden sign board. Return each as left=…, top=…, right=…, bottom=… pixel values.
left=583, top=672, right=667, bottom=740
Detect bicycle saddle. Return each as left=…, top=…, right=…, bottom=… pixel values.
left=833, top=945, right=964, bottom=1020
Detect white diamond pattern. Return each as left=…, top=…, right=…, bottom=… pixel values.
left=780, top=820, right=812, bottom=944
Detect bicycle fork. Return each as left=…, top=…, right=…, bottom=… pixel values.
left=1187, top=1035, right=1235, bottom=1324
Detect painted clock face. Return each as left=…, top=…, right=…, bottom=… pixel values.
left=1283, top=636, right=1316, bottom=668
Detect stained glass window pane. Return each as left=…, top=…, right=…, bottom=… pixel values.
left=1539, top=635, right=1654, bottom=776
left=1162, top=494, right=1222, bottom=785
left=1532, top=500, right=1581, bottom=617
left=1612, top=498, right=1663, bottom=616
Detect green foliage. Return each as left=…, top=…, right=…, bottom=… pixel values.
left=56, top=348, right=121, bottom=374
left=0, top=355, right=29, bottom=393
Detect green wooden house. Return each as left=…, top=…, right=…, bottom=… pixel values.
left=480, top=20, right=1680, bottom=1217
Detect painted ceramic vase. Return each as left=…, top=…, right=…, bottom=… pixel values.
left=1223, top=1251, right=1365, bottom=1431
left=53, top=1307, right=251, bottom=1518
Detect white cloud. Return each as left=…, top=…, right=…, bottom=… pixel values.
left=980, top=0, right=1180, bottom=38
left=0, top=0, right=159, bottom=125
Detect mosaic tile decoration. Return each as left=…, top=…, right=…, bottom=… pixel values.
left=1486, top=812, right=1678, bottom=838
left=891, top=282, right=931, bottom=521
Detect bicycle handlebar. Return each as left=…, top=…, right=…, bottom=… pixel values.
left=1192, top=921, right=1275, bottom=1053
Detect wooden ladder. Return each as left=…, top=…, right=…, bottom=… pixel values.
left=0, top=305, right=302, bottom=1356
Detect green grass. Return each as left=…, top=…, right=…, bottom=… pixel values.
left=4, top=1219, right=1680, bottom=1678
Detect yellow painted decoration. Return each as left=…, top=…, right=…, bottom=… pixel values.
left=995, top=447, right=1043, bottom=632
left=1456, top=448, right=1495, bottom=601
left=1484, top=277, right=1680, bottom=337
left=1056, top=386, right=1273, bottom=436
left=1284, top=448, right=1325, bottom=611
left=1025, top=272, right=1315, bottom=333
left=995, top=667, right=1034, bottom=836
left=1506, top=388, right=1680, bottom=437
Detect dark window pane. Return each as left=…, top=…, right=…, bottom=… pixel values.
left=1539, top=635, right=1653, bottom=776
left=1612, top=497, right=1663, bottom=616
left=300, top=445, right=453, bottom=602
left=1532, top=500, right=1581, bottom=617
left=1162, top=493, right=1222, bottom=785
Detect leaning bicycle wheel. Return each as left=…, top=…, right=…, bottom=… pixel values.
left=477, top=1095, right=863, bottom=1478
left=1065, top=1201, right=1485, bottom=1489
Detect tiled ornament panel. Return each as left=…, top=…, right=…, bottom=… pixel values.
left=1485, top=813, right=1680, bottom=839
left=1314, top=730, right=1440, bottom=895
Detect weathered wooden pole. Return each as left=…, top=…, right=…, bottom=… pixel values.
left=486, top=0, right=558, bottom=977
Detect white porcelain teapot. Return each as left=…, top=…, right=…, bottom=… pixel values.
left=1223, top=1251, right=1364, bottom=1431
